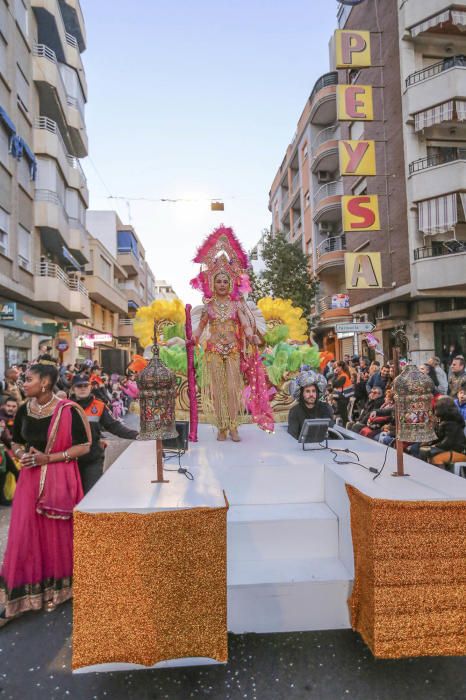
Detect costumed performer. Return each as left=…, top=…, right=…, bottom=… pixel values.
left=190, top=225, right=273, bottom=441
left=0, top=362, right=91, bottom=626
left=287, top=369, right=334, bottom=440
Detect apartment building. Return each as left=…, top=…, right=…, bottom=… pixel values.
left=0, top=0, right=89, bottom=373
left=268, top=68, right=354, bottom=359
left=154, top=279, right=177, bottom=301
left=86, top=210, right=157, bottom=359
left=397, top=0, right=466, bottom=362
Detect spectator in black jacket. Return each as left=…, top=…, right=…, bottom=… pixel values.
left=288, top=371, right=334, bottom=440
left=347, top=386, right=384, bottom=434
left=366, top=364, right=390, bottom=394
left=70, top=374, right=139, bottom=494
left=418, top=396, right=466, bottom=466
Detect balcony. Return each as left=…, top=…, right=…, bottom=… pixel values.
left=316, top=294, right=351, bottom=325
left=68, top=217, right=90, bottom=264
left=312, top=180, right=343, bottom=223
left=85, top=274, right=128, bottom=314
left=31, top=1, right=87, bottom=96
left=316, top=235, right=347, bottom=271
left=34, top=117, right=89, bottom=204
left=118, top=279, right=145, bottom=309
left=409, top=150, right=466, bottom=201
left=118, top=318, right=136, bottom=339
left=413, top=243, right=466, bottom=292
left=34, top=262, right=90, bottom=318
left=310, top=72, right=338, bottom=126
left=59, top=0, right=87, bottom=52
left=404, top=4, right=466, bottom=39
left=35, top=189, right=89, bottom=264
left=117, top=249, right=139, bottom=276
left=405, top=56, right=466, bottom=117
left=311, top=125, right=340, bottom=174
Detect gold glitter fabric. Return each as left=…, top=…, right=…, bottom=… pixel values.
left=346, top=485, right=466, bottom=659
left=72, top=505, right=228, bottom=669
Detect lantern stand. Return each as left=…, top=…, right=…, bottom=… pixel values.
left=392, top=345, right=408, bottom=478
left=136, top=320, right=179, bottom=485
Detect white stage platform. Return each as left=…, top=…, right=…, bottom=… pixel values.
left=75, top=423, right=466, bottom=672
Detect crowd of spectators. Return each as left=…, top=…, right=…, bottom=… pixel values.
left=320, top=352, right=466, bottom=470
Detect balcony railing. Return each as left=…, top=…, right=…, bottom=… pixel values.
left=313, top=180, right=343, bottom=206
left=35, top=188, right=61, bottom=206
left=119, top=318, right=134, bottom=326
left=409, top=149, right=466, bottom=174
left=34, top=44, right=85, bottom=120
left=33, top=43, right=57, bottom=63
left=316, top=235, right=347, bottom=259
left=65, top=32, right=79, bottom=49
left=310, top=72, right=338, bottom=103
left=414, top=242, right=466, bottom=260
left=406, top=55, right=466, bottom=88
left=317, top=294, right=349, bottom=314
left=291, top=171, right=300, bottom=193
left=35, top=262, right=89, bottom=296
left=292, top=216, right=302, bottom=236
left=35, top=117, right=87, bottom=188
left=312, top=125, right=339, bottom=154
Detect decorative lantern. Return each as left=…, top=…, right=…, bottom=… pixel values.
left=393, top=364, right=436, bottom=443
left=136, top=328, right=178, bottom=441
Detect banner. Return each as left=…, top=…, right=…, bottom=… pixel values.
left=337, top=85, right=373, bottom=121
left=345, top=252, right=383, bottom=289
left=335, top=30, right=371, bottom=68
left=339, top=140, right=376, bottom=176
left=342, top=195, right=380, bottom=232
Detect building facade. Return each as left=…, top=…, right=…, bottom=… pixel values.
left=154, top=279, right=177, bottom=300
left=0, top=0, right=90, bottom=374
left=269, top=0, right=466, bottom=363
left=86, top=210, right=157, bottom=359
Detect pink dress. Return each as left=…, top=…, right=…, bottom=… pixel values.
left=0, top=400, right=89, bottom=620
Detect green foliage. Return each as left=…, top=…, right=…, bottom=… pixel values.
left=252, top=230, right=317, bottom=330
left=248, top=265, right=269, bottom=303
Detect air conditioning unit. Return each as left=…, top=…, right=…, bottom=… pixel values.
left=318, top=222, right=334, bottom=234
left=317, top=170, right=332, bottom=183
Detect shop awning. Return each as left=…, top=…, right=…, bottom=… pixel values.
left=128, top=300, right=139, bottom=310
left=410, top=10, right=466, bottom=37
left=414, top=100, right=455, bottom=131
left=418, top=194, right=458, bottom=236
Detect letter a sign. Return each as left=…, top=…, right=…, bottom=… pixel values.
left=345, top=252, right=382, bottom=289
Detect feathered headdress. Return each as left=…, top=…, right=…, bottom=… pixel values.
left=190, top=225, right=251, bottom=300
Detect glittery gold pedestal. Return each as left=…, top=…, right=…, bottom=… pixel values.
left=72, top=506, right=228, bottom=670
left=346, top=485, right=466, bottom=659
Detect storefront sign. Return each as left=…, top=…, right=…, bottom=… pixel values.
left=93, top=333, right=113, bottom=343
left=335, top=30, right=371, bottom=68
left=0, top=303, right=57, bottom=336
left=337, top=85, right=373, bottom=121
left=58, top=321, right=72, bottom=333
left=339, top=140, right=376, bottom=176
left=56, top=340, right=69, bottom=352
left=331, top=294, right=350, bottom=309
left=0, top=302, right=16, bottom=321
left=342, top=195, right=380, bottom=231
left=345, top=252, right=383, bottom=289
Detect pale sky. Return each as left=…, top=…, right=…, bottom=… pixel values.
left=81, top=0, right=339, bottom=304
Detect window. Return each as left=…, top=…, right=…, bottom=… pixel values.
left=349, top=121, right=364, bottom=141
left=117, top=230, right=139, bottom=258
left=0, top=36, right=7, bottom=78
left=100, top=255, right=111, bottom=283
left=352, top=178, right=368, bottom=196
left=16, top=63, right=29, bottom=112
left=304, top=190, right=310, bottom=208
left=17, top=155, right=30, bottom=189
left=302, top=143, right=308, bottom=160
left=349, top=69, right=361, bottom=85
left=0, top=206, right=9, bottom=255
left=14, top=0, right=28, bottom=39
left=18, top=224, right=31, bottom=269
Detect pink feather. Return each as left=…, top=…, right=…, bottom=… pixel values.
left=193, top=225, right=250, bottom=269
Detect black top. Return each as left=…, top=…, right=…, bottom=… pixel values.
left=75, top=395, right=138, bottom=466
left=12, top=402, right=89, bottom=452
left=434, top=416, right=466, bottom=453
left=287, top=401, right=335, bottom=440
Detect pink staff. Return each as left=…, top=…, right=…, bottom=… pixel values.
left=185, top=304, right=198, bottom=442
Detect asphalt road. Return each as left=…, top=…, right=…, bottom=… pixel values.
left=0, top=414, right=465, bottom=700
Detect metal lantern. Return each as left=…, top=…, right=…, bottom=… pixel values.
left=393, top=364, right=437, bottom=443
left=136, top=340, right=178, bottom=441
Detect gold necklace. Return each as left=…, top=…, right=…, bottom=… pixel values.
left=29, top=394, right=58, bottom=416
left=213, top=297, right=232, bottom=322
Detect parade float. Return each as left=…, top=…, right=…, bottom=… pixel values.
left=127, top=296, right=332, bottom=423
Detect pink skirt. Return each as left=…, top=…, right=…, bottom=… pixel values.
left=0, top=466, right=75, bottom=618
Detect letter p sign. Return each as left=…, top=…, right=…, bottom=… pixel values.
left=335, top=30, right=371, bottom=68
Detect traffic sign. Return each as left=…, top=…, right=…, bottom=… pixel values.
left=335, top=322, right=375, bottom=334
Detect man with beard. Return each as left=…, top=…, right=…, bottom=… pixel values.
left=288, top=370, right=334, bottom=440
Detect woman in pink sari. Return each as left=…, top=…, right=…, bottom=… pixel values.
left=0, top=362, right=91, bottom=625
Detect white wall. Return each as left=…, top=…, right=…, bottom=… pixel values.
left=86, top=211, right=118, bottom=258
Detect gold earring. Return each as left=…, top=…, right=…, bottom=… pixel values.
left=42, top=387, right=46, bottom=393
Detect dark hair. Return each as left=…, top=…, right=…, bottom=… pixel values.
left=454, top=355, right=465, bottom=368
left=4, top=397, right=18, bottom=404
left=435, top=396, right=461, bottom=421
left=336, top=361, right=350, bottom=375
left=28, top=363, right=58, bottom=389
left=299, top=383, right=319, bottom=407
left=423, top=363, right=439, bottom=388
